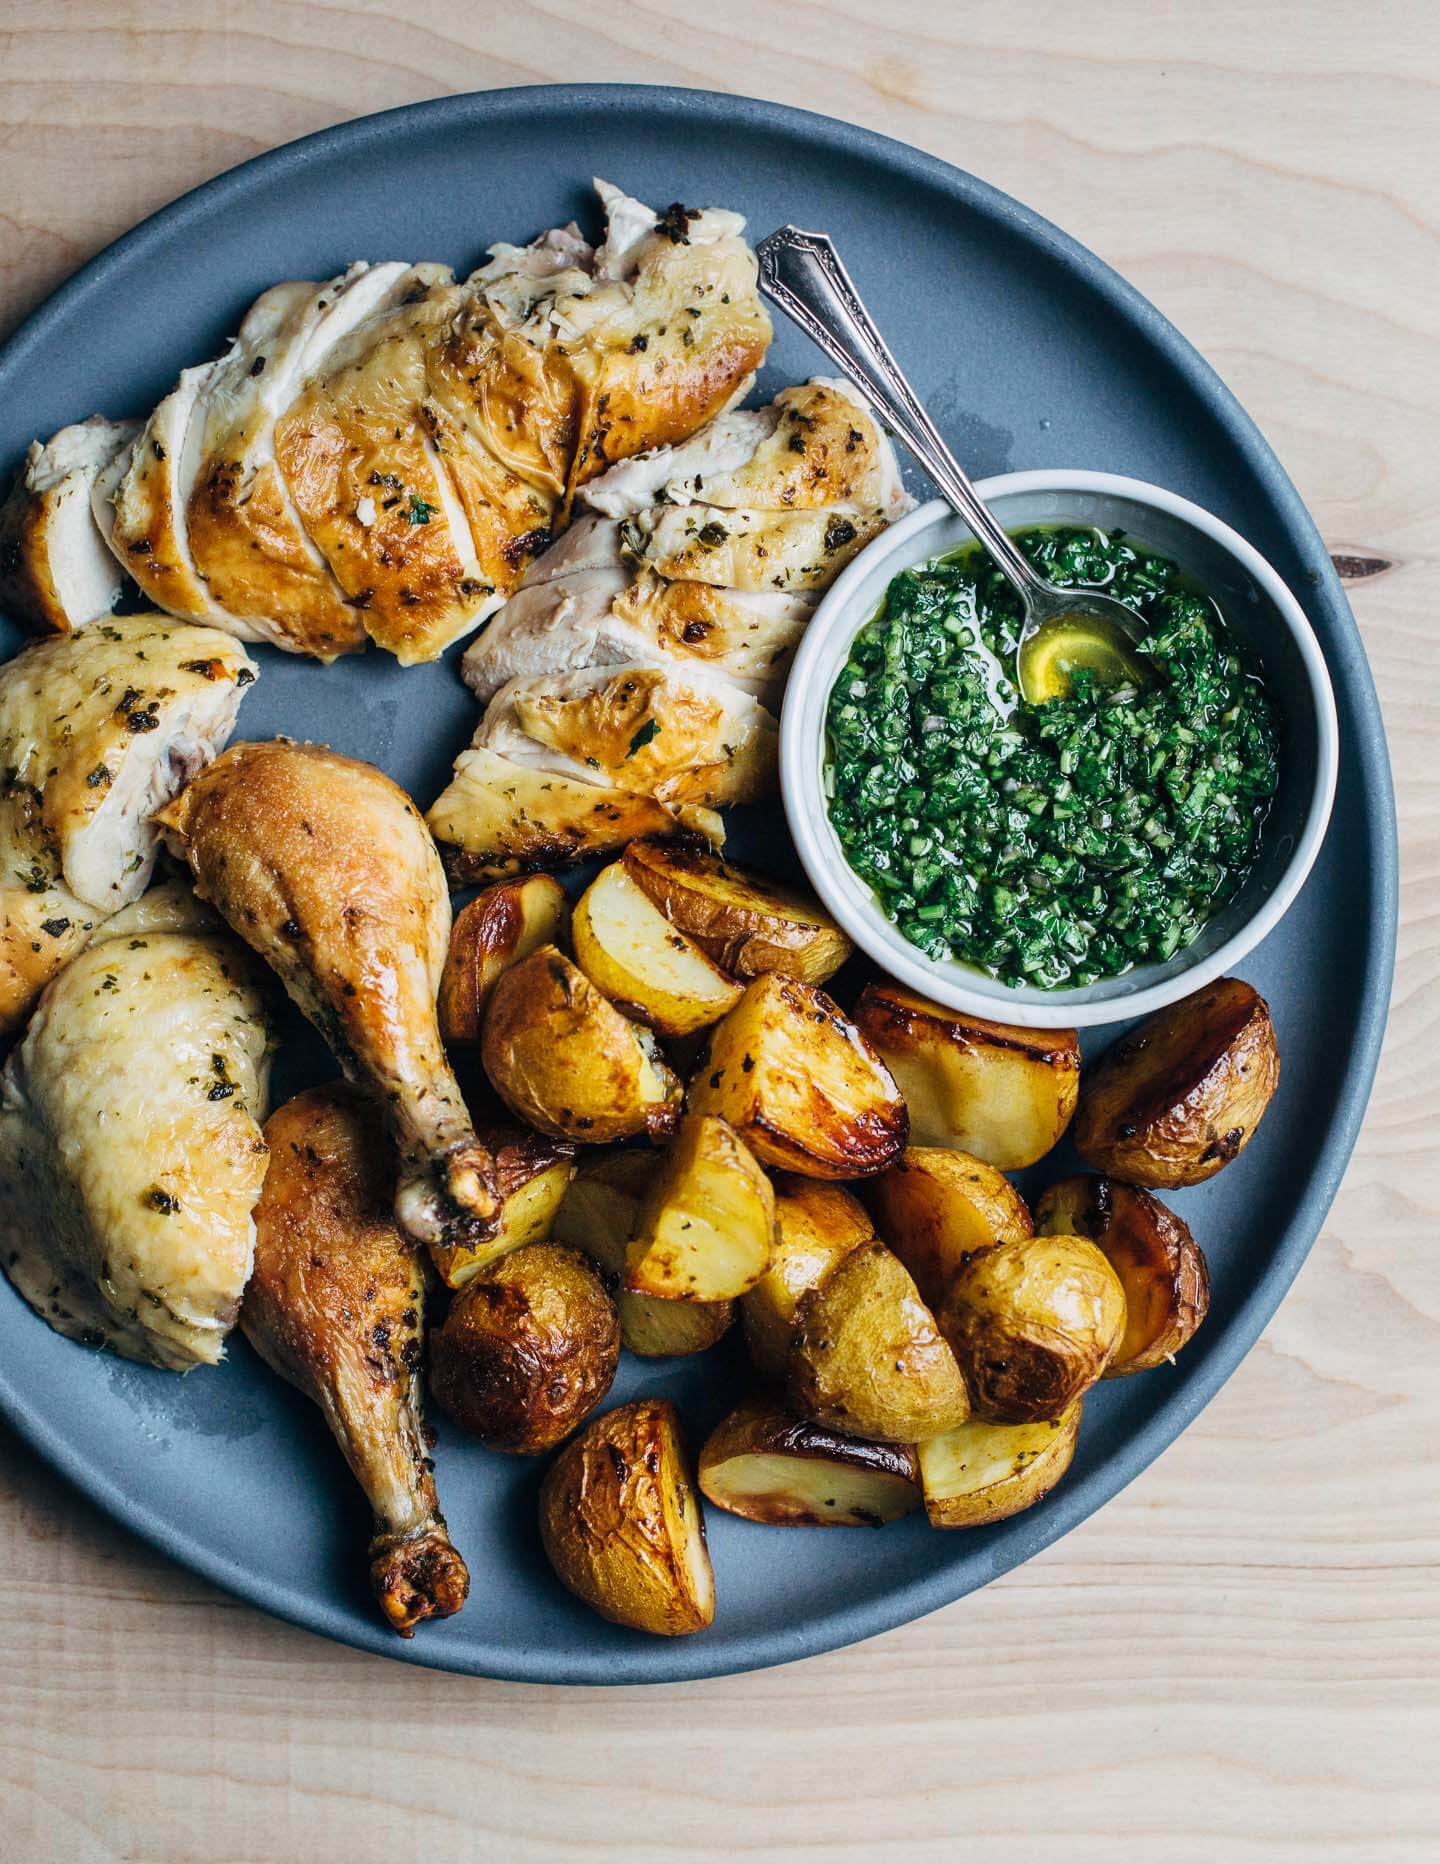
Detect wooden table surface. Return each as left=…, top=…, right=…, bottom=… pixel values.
left=1, top=5, right=1435, bottom=1858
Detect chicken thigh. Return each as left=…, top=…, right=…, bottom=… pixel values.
left=155, top=740, right=501, bottom=1254
left=0, top=882, right=276, bottom=1370
left=244, top=1082, right=469, bottom=1636
left=0, top=611, right=257, bottom=1032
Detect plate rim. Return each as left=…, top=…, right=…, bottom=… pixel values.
left=0, top=82, right=1399, bottom=1686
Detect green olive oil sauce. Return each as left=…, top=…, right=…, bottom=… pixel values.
left=824, top=526, right=1280, bottom=988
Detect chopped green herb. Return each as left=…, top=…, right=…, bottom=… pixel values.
left=626, top=718, right=661, bottom=758
left=405, top=496, right=436, bottom=526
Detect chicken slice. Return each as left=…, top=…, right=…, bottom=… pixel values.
left=0, top=882, right=275, bottom=1370
left=154, top=741, right=502, bottom=1258
left=576, top=408, right=778, bottom=518
left=245, top=1082, right=469, bottom=1637
left=623, top=500, right=888, bottom=591
left=427, top=661, right=773, bottom=881
left=0, top=417, right=141, bottom=634
left=186, top=262, right=416, bottom=658
left=0, top=612, right=256, bottom=1033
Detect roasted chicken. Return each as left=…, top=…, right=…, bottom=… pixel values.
left=0, top=882, right=275, bottom=1370
left=244, top=1083, right=469, bottom=1636
left=154, top=740, right=501, bottom=1257
left=0, top=611, right=257, bottom=1032
left=0, top=417, right=140, bottom=633
left=3, top=182, right=771, bottom=664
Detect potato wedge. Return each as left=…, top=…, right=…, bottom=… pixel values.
left=918, top=1403, right=1083, bottom=1528
left=426, top=1125, right=576, bottom=1289
left=938, top=1233, right=1126, bottom=1423
left=572, top=860, right=742, bottom=1038
left=688, top=973, right=907, bottom=1179
left=539, top=1398, right=715, bottom=1636
left=552, top=1153, right=734, bottom=1357
left=623, top=839, right=853, bottom=985
left=740, top=1179, right=876, bottom=1379
left=853, top=983, right=1080, bottom=1169
left=1035, top=1174, right=1210, bottom=1374
left=438, top=874, right=570, bottom=1047
left=482, top=946, right=682, bottom=1144
left=788, top=1239, right=970, bottom=1443
left=1073, top=976, right=1279, bottom=1188
left=627, top=1114, right=776, bottom=1301
left=699, top=1398, right=921, bottom=1528
left=429, top=1242, right=619, bottom=1454
left=864, top=1146, right=1033, bottom=1313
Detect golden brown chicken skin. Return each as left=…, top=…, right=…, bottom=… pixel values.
left=245, top=1083, right=469, bottom=1635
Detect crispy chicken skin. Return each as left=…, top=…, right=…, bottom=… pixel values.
left=154, top=740, right=501, bottom=1255
left=244, top=1083, right=469, bottom=1636
left=0, top=884, right=275, bottom=1370
left=0, top=612, right=256, bottom=1033
left=0, top=417, right=140, bottom=634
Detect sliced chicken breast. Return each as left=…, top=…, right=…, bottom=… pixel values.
left=577, top=408, right=778, bottom=518
left=623, top=500, right=888, bottom=591
left=0, top=418, right=141, bottom=634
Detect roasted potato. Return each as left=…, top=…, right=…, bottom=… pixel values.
left=1035, top=1174, right=1210, bottom=1374
left=699, top=1398, right=921, bottom=1528
left=917, top=1403, right=1083, bottom=1528
left=438, top=873, right=570, bottom=1047
left=572, top=860, right=743, bottom=1038
left=1073, top=976, right=1279, bottom=1188
left=687, top=973, right=907, bottom=1179
left=539, top=1397, right=715, bottom=1636
left=627, top=1114, right=776, bottom=1301
left=552, top=1153, right=734, bottom=1357
left=938, top=1233, right=1126, bottom=1423
left=429, top=1242, right=619, bottom=1454
left=789, top=1239, right=970, bottom=1443
left=623, top=839, right=852, bottom=985
left=864, top=1146, right=1033, bottom=1313
left=740, top=1178, right=876, bottom=1380
left=482, top=946, right=682, bottom=1144
left=427, top=1125, right=576, bottom=1289
left=853, top=983, right=1080, bottom=1169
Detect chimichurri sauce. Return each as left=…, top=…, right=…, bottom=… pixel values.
left=824, top=527, right=1280, bottom=989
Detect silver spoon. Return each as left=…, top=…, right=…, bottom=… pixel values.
left=754, top=225, right=1153, bottom=706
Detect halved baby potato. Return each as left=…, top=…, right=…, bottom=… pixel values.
left=938, top=1232, right=1127, bottom=1423
left=740, top=1178, right=876, bottom=1380
left=687, top=973, right=907, bottom=1179
left=623, top=839, right=853, bottom=985
left=699, top=1398, right=921, bottom=1528
left=539, top=1397, right=715, bottom=1637
left=918, top=1402, right=1083, bottom=1528
left=552, top=1153, right=734, bottom=1357
left=1035, top=1174, right=1210, bottom=1374
left=427, top=1125, right=577, bottom=1289
left=627, top=1114, right=777, bottom=1301
left=1073, top=976, right=1279, bottom=1188
left=572, top=860, right=743, bottom=1038
left=853, top=983, right=1080, bottom=1169
left=482, top=946, right=682, bottom=1144
left=789, top=1239, right=970, bottom=1444
left=865, top=1146, right=1033, bottom=1314
left=438, top=873, right=570, bottom=1048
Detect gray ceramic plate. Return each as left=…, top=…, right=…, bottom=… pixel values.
left=0, top=87, right=1397, bottom=1684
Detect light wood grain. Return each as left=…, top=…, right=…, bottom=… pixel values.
left=1, top=4, right=1436, bottom=1859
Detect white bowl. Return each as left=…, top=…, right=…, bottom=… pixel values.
left=781, top=472, right=1340, bottom=1030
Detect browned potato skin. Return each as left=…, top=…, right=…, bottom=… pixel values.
left=918, top=1402, right=1083, bottom=1529
left=740, top=1178, right=876, bottom=1380
left=698, top=1398, right=921, bottom=1527
left=438, top=874, right=570, bottom=1047
left=1073, top=977, right=1279, bottom=1188
left=427, top=1124, right=576, bottom=1288
left=429, top=1242, right=619, bottom=1454
left=938, top=1233, right=1126, bottom=1423
left=540, top=1398, right=715, bottom=1636
left=623, top=839, right=853, bottom=985
left=853, top=983, right=1080, bottom=1169
left=864, top=1146, right=1033, bottom=1314
left=482, top=945, right=682, bottom=1144
left=788, top=1239, right=970, bottom=1443
left=1035, top=1174, right=1210, bottom=1374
